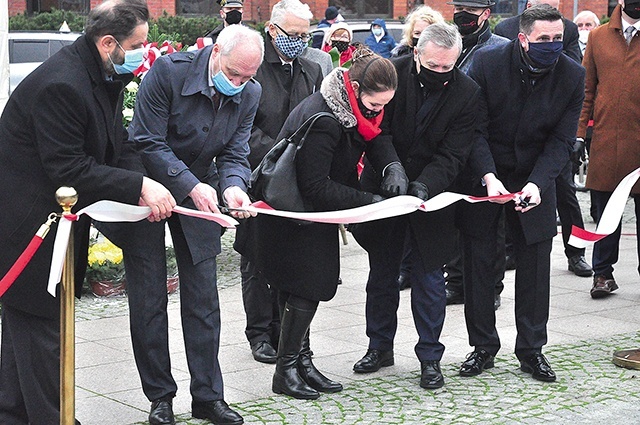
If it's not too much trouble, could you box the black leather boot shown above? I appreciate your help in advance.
[272,304,320,399]
[297,331,343,393]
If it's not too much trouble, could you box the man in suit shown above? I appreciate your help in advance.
[0,1,175,423]
[237,0,323,365]
[352,22,480,390]
[100,25,263,425]
[458,4,585,382]
[495,0,582,62]
[577,0,640,298]
[203,0,244,42]
[493,0,592,278]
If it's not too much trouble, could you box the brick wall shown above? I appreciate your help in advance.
[6,0,611,23]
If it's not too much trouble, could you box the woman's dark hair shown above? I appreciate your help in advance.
[85,0,150,42]
[348,45,398,95]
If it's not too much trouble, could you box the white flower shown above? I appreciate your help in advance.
[125,81,139,93]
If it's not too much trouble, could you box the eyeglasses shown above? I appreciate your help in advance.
[273,23,310,43]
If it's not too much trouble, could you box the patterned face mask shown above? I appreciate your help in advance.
[273,34,306,60]
[332,40,350,53]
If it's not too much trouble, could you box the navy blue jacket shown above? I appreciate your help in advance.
[129,45,261,261]
[461,40,585,244]
[364,19,397,58]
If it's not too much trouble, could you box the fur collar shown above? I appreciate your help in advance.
[320,68,356,128]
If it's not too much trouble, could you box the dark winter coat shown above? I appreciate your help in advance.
[459,40,585,244]
[356,54,480,271]
[0,36,145,319]
[240,70,399,302]
[248,34,323,169]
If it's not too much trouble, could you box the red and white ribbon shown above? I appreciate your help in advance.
[569,167,640,248]
[244,192,520,224]
[47,201,239,296]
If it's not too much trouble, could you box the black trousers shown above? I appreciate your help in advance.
[240,256,280,347]
[0,305,60,424]
[462,205,552,358]
[556,160,586,259]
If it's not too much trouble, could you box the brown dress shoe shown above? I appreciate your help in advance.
[590,275,618,299]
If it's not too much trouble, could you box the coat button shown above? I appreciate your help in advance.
[406,158,412,163]
[202,126,209,132]
[170,168,178,175]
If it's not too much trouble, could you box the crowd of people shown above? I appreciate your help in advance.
[0,0,639,424]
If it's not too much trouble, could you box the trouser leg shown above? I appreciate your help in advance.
[0,305,60,425]
[168,219,224,402]
[506,210,552,358]
[241,256,279,346]
[591,191,619,278]
[555,161,586,259]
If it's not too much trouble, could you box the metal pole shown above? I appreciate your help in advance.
[56,187,78,425]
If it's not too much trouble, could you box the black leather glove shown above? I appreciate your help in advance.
[380,162,409,198]
[571,138,586,166]
[408,181,429,201]
[371,194,385,203]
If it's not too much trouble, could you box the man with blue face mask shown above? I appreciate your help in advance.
[457,4,585,383]
[0,1,176,423]
[97,24,263,425]
[233,0,323,371]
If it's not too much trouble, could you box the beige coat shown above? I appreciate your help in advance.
[578,5,640,193]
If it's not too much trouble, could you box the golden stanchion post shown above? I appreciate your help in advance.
[56,187,78,425]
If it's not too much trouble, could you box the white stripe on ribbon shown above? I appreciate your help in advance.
[47,201,239,296]
[568,167,640,248]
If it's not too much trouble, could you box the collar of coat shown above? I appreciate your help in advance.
[609,5,624,31]
[320,68,357,129]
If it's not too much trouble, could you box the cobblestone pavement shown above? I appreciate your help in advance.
[159,331,640,425]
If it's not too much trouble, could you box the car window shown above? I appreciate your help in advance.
[9,39,76,64]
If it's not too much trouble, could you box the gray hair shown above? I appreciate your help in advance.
[573,10,600,27]
[270,0,313,25]
[216,24,265,62]
[416,22,462,55]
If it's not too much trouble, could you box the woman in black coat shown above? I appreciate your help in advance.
[250,48,406,400]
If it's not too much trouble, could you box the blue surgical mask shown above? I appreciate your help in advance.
[110,40,145,75]
[526,39,563,68]
[372,28,383,37]
[212,55,248,96]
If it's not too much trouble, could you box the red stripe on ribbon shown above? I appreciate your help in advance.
[570,224,608,243]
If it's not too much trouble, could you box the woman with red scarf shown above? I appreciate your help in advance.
[239,47,407,400]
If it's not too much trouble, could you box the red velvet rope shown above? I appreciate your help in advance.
[0,235,45,297]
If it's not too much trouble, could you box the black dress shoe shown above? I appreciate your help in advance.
[590,275,618,298]
[445,288,464,305]
[192,400,243,425]
[149,399,175,425]
[459,349,495,377]
[251,340,277,364]
[420,360,444,389]
[519,353,556,382]
[568,255,593,277]
[353,349,394,373]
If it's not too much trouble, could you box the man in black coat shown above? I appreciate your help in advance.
[457,4,585,382]
[237,0,323,365]
[493,0,593,278]
[0,1,174,423]
[494,0,582,62]
[352,22,480,390]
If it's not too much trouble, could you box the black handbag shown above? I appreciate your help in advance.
[250,112,336,212]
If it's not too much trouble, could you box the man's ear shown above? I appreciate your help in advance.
[517,32,528,49]
[97,35,116,55]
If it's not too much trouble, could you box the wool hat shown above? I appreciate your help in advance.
[325,6,339,20]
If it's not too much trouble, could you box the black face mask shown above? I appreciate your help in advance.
[224,10,242,25]
[357,96,382,118]
[454,11,481,36]
[332,40,350,53]
[624,1,640,19]
[417,64,453,91]
[412,37,420,47]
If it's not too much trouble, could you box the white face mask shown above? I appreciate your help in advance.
[578,30,590,44]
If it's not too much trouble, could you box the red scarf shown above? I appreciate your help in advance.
[343,71,383,142]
